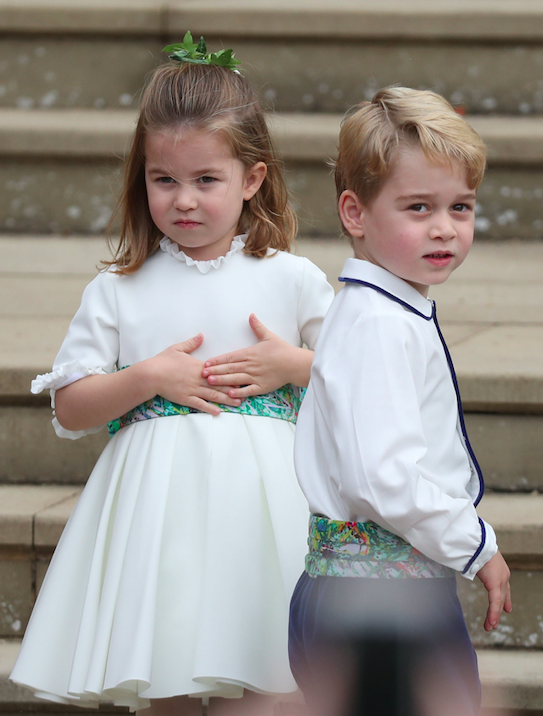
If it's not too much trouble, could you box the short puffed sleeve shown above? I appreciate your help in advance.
[297,258,335,349]
[31,271,120,440]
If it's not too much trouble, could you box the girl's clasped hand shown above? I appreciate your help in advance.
[203,313,313,399]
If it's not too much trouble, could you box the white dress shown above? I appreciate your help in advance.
[10,236,335,711]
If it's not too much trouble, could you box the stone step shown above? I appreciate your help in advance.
[1,111,543,238]
[2,0,543,117]
[0,485,542,652]
[1,237,543,489]
[0,640,541,716]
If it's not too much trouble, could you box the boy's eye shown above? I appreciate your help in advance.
[452,203,472,212]
[410,203,429,212]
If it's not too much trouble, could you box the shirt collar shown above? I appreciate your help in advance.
[338,258,434,319]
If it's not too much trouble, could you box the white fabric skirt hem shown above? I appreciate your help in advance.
[10,413,308,710]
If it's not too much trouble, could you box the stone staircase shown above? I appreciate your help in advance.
[1,2,543,715]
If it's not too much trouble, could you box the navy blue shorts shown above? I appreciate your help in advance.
[289,572,481,716]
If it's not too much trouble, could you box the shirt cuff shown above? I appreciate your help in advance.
[461,519,498,580]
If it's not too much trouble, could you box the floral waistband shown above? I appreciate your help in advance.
[107,382,304,436]
[305,515,455,579]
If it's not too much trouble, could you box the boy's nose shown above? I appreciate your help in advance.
[429,214,457,240]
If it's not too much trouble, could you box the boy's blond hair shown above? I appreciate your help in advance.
[334,86,487,238]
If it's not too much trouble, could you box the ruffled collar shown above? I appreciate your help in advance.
[159,234,247,274]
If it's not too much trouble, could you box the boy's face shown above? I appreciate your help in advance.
[339,145,476,296]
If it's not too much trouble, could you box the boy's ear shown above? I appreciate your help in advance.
[338,190,365,238]
[243,162,267,200]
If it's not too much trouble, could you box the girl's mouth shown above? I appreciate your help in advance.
[175,220,200,229]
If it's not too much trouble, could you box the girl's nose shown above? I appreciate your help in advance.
[173,184,197,211]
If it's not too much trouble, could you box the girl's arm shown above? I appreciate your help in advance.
[202,314,313,398]
[55,334,241,431]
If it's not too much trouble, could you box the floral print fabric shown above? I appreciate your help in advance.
[305,515,455,579]
[108,382,305,436]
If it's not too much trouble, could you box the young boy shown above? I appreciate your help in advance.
[289,87,512,716]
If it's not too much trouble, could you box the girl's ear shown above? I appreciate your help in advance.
[338,190,365,238]
[243,162,267,201]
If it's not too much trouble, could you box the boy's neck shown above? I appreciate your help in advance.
[352,253,430,298]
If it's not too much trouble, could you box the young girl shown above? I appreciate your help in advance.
[10,38,334,716]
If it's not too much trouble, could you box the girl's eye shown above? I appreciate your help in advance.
[198,175,215,184]
[158,176,175,184]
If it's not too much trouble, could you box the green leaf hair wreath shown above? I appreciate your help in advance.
[163,31,242,72]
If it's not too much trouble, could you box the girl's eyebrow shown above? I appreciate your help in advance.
[145,164,224,176]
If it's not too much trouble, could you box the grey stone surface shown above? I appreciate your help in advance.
[35,490,82,546]
[0,559,32,638]
[170,0,543,41]
[479,649,543,710]
[2,0,543,40]
[459,569,543,649]
[0,39,160,111]
[0,158,120,235]
[0,485,79,545]
[466,413,543,491]
[0,407,107,484]
[478,494,543,556]
[6,37,543,117]
[0,0,162,34]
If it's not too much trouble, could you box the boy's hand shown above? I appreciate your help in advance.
[476,550,512,631]
[148,334,241,416]
[202,314,312,397]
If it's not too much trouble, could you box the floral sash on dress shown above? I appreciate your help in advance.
[107,381,304,436]
[305,515,454,579]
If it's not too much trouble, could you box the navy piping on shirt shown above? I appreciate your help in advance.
[339,276,486,574]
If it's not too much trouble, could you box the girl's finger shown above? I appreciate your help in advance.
[207,372,248,386]
[203,362,245,377]
[204,350,245,368]
[176,333,204,354]
[187,397,222,416]
[201,388,242,407]
[248,313,270,341]
[228,384,261,399]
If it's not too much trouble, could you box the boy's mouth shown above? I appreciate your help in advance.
[424,251,453,266]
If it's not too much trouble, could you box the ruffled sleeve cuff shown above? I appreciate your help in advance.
[31,361,107,440]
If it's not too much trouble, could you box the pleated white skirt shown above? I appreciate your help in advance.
[11,413,309,711]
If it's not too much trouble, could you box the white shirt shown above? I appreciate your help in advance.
[295,258,497,579]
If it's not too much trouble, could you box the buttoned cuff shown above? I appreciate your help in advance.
[461,519,498,580]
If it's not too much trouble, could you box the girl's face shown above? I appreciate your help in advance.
[145,128,266,261]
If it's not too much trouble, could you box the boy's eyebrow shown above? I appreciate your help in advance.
[396,191,477,202]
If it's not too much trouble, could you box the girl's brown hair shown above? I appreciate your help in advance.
[105,62,296,274]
